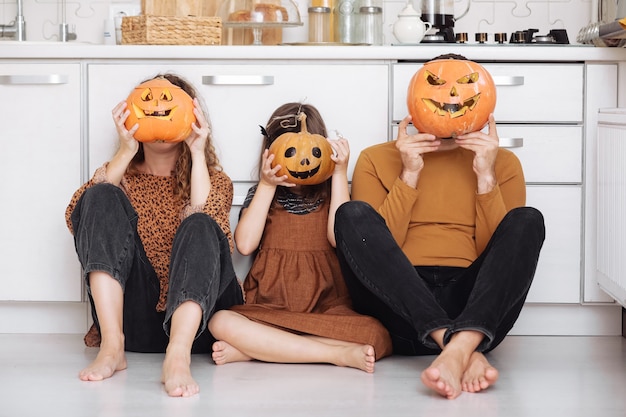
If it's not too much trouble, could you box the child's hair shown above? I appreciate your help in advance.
[261,102,331,204]
[126,73,222,202]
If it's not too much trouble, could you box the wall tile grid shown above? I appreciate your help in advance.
[0,0,594,45]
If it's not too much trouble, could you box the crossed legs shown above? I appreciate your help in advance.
[208,310,376,373]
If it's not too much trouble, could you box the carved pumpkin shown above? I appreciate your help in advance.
[124,78,196,143]
[269,112,335,185]
[407,58,496,138]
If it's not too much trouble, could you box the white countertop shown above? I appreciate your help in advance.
[1,42,626,62]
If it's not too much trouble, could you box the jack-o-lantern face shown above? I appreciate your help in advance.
[407,59,496,138]
[124,78,196,143]
[268,113,335,185]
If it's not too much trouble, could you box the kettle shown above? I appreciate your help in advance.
[392,3,432,44]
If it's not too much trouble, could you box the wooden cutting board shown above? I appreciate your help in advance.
[142,0,221,17]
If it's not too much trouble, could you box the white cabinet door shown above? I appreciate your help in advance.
[0,64,82,301]
[525,186,581,303]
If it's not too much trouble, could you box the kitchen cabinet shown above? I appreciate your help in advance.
[391,62,585,303]
[0,63,82,302]
[0,45,623,335]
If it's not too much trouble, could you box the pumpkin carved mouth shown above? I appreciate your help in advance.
[132,103,178,121]
[421,93,481,119]
[288,165,321,180]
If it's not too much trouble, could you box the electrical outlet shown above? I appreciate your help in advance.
[109,2,142,19]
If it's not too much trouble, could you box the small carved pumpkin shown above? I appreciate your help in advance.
[269,112,335,185]
[407,58,496,138]
[124,78,196,143]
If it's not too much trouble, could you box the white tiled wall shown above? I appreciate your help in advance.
[0,0,594,44]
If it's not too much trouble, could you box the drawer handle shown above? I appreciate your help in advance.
[0,74,69,85]
[499,137,524,148]
[492,76,524,86]
[202,75,274,86]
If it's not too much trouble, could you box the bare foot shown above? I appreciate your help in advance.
[420,348,466,399]
[212,340,252,365]
[79,345,127,381]
[335,345,376,373]
[161,348,198,397]
[461,352,499,393]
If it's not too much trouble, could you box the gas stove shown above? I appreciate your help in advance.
[421,28,570,45]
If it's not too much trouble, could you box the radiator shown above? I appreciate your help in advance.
[597,108,626,308]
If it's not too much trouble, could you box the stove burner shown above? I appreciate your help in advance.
[509,29,569,44]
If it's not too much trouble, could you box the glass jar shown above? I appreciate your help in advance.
[308,6,331,43]
[357,6,382,45]
[335,0,356,43]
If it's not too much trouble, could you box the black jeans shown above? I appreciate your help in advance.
[334,201,545,355]
[70,183,243,353]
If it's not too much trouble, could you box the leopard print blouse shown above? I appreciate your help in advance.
[65,164,234,312]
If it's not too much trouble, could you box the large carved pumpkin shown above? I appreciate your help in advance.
[269,112,335,185]
[124,78,196,143]
[407,58,496,138]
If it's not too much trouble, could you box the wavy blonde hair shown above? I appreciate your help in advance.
[126,73,222,202]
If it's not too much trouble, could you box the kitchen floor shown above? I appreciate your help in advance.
[1,334,625,417]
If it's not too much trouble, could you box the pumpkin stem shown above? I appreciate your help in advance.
[297,112,308,134]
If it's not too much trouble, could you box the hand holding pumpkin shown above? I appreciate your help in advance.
[328,137,350,176]
[455,114,499,194]
[184,98,211,156]
[260,149,296,188]
[112,100,140,157]
[396,115,438,185]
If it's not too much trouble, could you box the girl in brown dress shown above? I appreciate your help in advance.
[208,103,392,372]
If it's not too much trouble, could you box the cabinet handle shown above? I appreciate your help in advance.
[202,75,274,86]
[0,74,69,85]
[499,137,524,148]
[492,76,524,86]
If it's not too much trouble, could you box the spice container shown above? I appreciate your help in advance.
[357,6,382,45]
[308,6,331,42]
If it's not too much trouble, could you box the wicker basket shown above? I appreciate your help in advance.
[121,15,222,45]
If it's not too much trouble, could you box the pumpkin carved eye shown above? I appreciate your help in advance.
[285,147,296,158]
[312,147,322,158]
[425,70,446,86]
[457,72,479,84]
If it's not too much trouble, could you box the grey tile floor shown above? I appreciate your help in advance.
[1,334,625,417]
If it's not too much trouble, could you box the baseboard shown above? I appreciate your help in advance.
[0,301,622,336]
[511,303,623,336]
[0,302,88,333]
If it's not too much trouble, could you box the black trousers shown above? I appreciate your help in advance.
[334,201,545,355]
[70,183,243,353]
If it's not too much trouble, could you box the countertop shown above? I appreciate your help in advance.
[1,42,626,62]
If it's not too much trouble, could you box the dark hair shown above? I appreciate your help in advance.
[260,102,330,204]
[126,73,222,202]
[429,53,468,62]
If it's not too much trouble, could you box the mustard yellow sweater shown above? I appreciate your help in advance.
[351,141,526,267]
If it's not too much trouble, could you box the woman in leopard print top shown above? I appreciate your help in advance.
[65,73,243,397]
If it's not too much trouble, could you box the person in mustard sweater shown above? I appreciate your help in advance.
[334,74,545,398]
[65,73,243,397]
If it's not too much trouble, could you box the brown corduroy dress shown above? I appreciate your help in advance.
[231,202,392,360]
